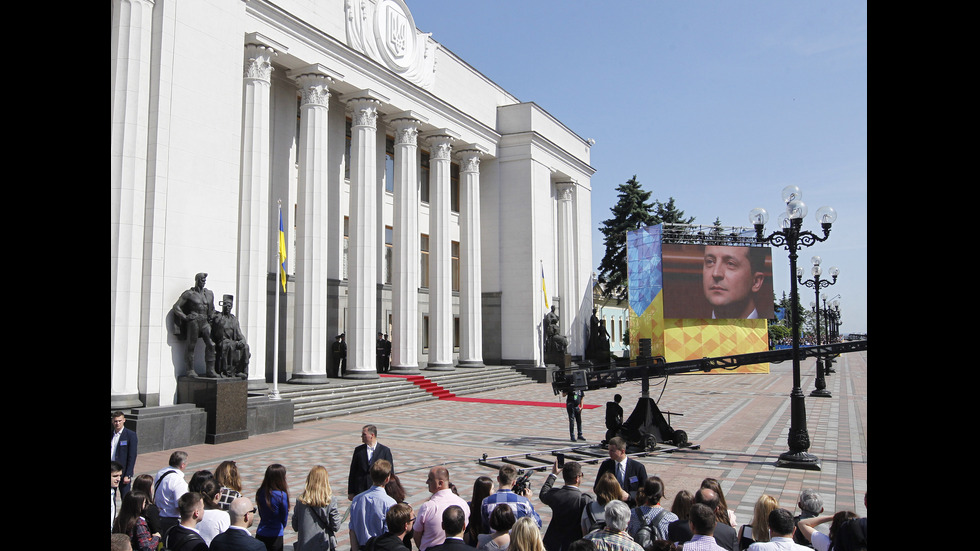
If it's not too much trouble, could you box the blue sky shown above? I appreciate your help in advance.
[409,1,867,335]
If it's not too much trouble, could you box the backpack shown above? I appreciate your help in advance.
[583,500,606,533]
[634,508,669,550]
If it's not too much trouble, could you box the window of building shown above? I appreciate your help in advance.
[385,136,395,193]
[454,316,460,350]
[344,119,352,180]
[343,216,349,280]
[420,152,430,203]
[422,315,429,351]
[451,240,460,292]
[385,226,393,285]
[420,234,429,288]
[451,162,460,213]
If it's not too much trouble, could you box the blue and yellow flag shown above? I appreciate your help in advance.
[541,263,549,309]
[278,208,287,292]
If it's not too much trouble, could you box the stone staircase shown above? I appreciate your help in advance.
[279,365,538,424]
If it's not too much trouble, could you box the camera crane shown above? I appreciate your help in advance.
[551,340,868,451]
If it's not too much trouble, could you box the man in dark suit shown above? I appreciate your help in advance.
[426,506,470,551]
[540,460,594,551]
[594,436,647,507]
[110,411,138,497]
[210,496,266,551]
[348,424,395,500]
[666,488,738,551]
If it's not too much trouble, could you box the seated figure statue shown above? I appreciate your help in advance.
[210,294,250,379]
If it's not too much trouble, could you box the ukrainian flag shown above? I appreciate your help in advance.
[278,209,287,292]
[541,263,549,309]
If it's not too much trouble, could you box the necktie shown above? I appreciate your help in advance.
[617,462,625,487]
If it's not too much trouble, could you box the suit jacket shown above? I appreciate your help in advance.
[348,442,394,496]
[111,427,139,479]
[667,519,738,551]
[426,537,471,551]
[163,525,209,551]
[209,526,267,551]
[539,474,594,551]
[594,457,647,506]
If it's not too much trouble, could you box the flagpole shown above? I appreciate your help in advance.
[270,199,283,400]
[539,260,546,368]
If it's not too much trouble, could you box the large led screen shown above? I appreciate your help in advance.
[662,243,774,320]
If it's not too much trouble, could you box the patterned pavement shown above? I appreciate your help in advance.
[131,351,867,549]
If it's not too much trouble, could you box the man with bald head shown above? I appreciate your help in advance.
[210,496,265,551]
[413,467,469,551]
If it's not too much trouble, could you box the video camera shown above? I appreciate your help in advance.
[513,470,533,495]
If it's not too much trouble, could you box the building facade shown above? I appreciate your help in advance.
[111,0,594,408]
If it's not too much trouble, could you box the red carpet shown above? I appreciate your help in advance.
[380,373,600,409]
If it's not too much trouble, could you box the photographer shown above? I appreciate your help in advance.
[480,465,542,533]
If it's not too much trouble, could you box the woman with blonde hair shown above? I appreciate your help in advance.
[509,516,545,551]
[581,472,627,534]
[214,460,243,510]
[737,494,778,550]
[292,465,342,551]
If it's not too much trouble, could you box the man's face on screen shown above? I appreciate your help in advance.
[702,246,762,318]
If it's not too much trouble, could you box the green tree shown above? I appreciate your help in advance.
[597,177,696,300]
[597,176,657,298]
[654,196,695,225]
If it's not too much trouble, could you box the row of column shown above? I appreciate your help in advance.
[242,39,486,382]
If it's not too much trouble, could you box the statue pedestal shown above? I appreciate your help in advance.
[177,377,249,444]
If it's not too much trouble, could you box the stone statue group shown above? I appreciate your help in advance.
[171,273,250,379]
[543,305,612,367]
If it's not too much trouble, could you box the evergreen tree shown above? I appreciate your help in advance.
[597,176,657,298]
[654,196,695,225]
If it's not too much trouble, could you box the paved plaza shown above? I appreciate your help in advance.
[132,351,867,549]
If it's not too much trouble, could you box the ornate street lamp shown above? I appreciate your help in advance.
[750,185,836,470]
[822,296,841,373]
[798,257,838,397]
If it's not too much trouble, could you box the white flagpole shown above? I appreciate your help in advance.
[270,199,282,400]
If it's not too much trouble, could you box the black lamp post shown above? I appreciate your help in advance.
[750,185,836,471]
[798,257,838,398]
[822,296,841,374]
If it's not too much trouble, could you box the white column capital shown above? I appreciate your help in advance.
[243,33,286,83]
[343,89,389,127]
[555,181,576,201]
[388,112,427,146]
[288,65,343,108]
[422,129,461,160]
[456,144,488,173]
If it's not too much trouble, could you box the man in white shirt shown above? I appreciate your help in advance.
[747,509,812,550]
[594,437,647,507]
[111,461,123,530]
[154,450,190,536]
[348,425,394,500]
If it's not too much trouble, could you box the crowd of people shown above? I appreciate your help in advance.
[111,425,866,551]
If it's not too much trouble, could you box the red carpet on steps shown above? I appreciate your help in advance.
[380,373,600,409]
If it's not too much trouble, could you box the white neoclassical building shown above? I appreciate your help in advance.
[111,0,594,409]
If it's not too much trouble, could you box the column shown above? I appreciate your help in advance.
[111,0,154,408]
[556,181,578,354]
[389,112,427,374]
[238,34,282,384]
[424,130,459,370]
[457,146,488,367]
[343,90,388,379]
[288,65,341,384]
